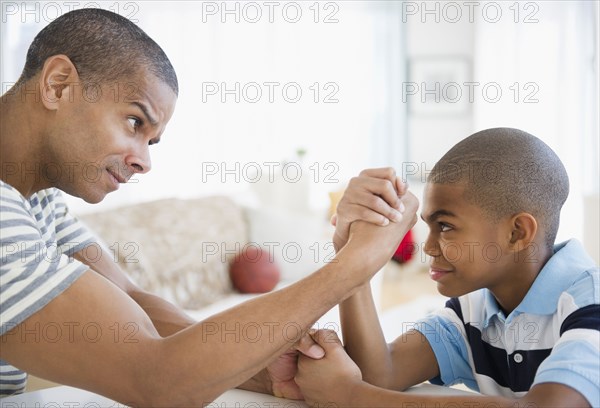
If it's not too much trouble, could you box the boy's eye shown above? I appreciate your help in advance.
[439,223,453,232]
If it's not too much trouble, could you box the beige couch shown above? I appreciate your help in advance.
[78,196,338,313]
[80,196,248,310]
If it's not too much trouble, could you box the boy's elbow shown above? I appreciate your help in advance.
[359,343,396,390]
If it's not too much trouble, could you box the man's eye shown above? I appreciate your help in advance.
[128,117,142,129]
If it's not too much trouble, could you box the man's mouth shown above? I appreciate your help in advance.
[107,169,127,185]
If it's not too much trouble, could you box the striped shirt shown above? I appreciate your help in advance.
[415,240,600,407]
[0,181,94,397]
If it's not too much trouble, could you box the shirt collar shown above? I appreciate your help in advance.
[481,239,594,327]
[482,289,502,327]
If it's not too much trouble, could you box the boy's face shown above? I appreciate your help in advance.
[421,182,515,298]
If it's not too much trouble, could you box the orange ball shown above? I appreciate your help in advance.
[229,246,281,294]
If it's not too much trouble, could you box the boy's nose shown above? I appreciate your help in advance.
[423,234,442,257]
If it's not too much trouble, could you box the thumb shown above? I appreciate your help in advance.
[309,329,344,354]
[295,331,325,359]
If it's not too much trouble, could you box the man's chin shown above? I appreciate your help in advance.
[56,182,110,204]
[73,188,109,204]
[81,195,106,204]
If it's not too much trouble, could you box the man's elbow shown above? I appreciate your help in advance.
[124,341,224,407]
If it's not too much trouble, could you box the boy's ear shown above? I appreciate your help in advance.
[38,55,80,111]
[508,212,538,250]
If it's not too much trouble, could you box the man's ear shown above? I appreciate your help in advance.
[38,55,79,111]
[508,212,538,251]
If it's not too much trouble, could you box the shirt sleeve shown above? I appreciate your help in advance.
[415,304,479,391]
[48,189,96,256]
[533,269,600,408]
[0,185,90,336]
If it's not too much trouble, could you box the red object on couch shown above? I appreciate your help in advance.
[392,229,416,264]
[229,246,281,293]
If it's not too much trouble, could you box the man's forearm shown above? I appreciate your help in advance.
[156,250,375,402]
[74,248,196,337]
[340,283,394,388]
[128,289,196,337]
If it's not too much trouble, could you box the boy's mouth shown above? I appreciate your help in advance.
[429,267,453,281]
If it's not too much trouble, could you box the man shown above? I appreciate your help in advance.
[0,8,415,405]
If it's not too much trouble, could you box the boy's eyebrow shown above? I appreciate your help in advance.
[420,209,457,223]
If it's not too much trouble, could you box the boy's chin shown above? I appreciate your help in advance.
[436,284,468,299]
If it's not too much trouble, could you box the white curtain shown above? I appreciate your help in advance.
[472,1,598,249]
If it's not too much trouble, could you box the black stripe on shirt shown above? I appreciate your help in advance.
[445,297,464,321]
[560,304,600,335]
[465,324,552,392]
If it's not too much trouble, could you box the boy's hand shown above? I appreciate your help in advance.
[332,168,409,251]
[296,330,363,406]
[265,332,325,400]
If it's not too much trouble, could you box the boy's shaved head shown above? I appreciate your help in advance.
[428,128,569,248]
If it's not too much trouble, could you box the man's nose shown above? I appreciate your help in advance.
[126,147,152,175]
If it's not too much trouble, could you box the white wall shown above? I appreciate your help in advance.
[405,7,475,172]
[401,1,599,257]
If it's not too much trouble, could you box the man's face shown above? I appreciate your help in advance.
[46,71,177,203]
[421,182,514,298]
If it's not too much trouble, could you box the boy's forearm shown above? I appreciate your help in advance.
[340,282,394,388]
[345,381,517,408]
[237,368,272,394]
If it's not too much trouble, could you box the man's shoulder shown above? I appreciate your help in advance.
[1,180,62,203]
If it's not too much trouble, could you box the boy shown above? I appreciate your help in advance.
[296,128,599,407]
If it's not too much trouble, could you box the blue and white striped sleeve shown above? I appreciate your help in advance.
[415,298,478,391]
[533,268,600,408]
[50,190,96,256]
[0,185,89,337]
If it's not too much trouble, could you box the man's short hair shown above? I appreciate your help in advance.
[428,128,569,248]
[17,8,178,95]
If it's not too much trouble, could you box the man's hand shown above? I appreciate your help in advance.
[332,168,409,251]
[337,190,418,277]
[296,330,363,406]
[265,332,325,400]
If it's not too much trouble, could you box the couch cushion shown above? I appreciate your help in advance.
[79,197,248,309]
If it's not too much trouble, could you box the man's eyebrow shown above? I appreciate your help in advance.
[131,101,158,126]
[420,209,456,223]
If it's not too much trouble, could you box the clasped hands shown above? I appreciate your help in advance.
[266,168,418,403]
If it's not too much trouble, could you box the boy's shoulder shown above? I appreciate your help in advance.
[546,240,599,310]
[450,240,598,328]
